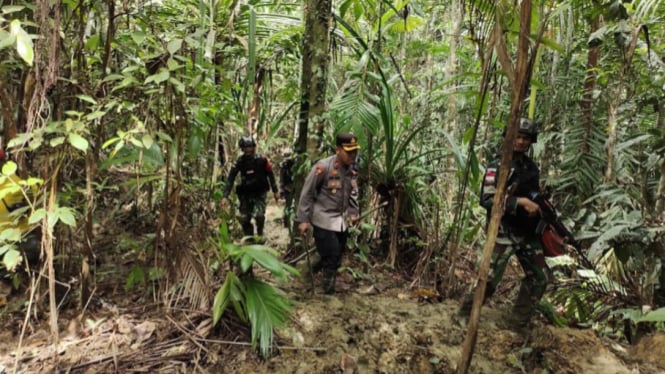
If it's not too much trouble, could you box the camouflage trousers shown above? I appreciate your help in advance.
[485,233,550,320]
[238,193,267,236]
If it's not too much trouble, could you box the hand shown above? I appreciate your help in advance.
[518,197,540,217]
[298,222,310,236]
[274,192,280,203]
[349,215,359,226]
[221,198,229,209]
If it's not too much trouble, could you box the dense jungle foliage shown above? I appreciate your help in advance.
[1,0,665,367]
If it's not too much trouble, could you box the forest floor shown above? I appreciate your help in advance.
[1,201,664,373]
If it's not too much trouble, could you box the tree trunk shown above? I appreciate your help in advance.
[604,26,642,183]
[293,0,332,244]
[580,11,600,155]
[295,0,331,158]
[654,100,665,217]
[457,1,534,372]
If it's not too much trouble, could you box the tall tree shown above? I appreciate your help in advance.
[296,0,332,156]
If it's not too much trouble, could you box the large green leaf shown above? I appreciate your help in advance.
[244,279,293,357]
[2,248,22,271]
[212,272,246,325]
[10,20,33,66]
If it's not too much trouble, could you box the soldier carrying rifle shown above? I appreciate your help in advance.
[459,118,549,330]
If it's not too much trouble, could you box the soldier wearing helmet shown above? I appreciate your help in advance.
[459,118,549,331]
[221,136,279,242]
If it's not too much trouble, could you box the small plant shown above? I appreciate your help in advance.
[211,218,298,357]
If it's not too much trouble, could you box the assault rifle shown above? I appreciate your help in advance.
[528,190,595,269]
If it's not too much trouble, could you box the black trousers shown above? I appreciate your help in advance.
[312,226,348,271]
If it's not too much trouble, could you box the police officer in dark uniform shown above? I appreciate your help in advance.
[221,136,279,241]
[459,118,548,329]
[296,133,360,294]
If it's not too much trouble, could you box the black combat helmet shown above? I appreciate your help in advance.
[518,118,538,143]
[239,136,256,148]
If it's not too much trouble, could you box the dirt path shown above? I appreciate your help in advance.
[1,201,664,373]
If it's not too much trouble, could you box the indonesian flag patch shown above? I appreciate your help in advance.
[484,168,496,186]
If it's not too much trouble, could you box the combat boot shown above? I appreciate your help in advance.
[255,215,265,236]
[504,284,535,331]
[322,269,337,295]
[241,221,254,237]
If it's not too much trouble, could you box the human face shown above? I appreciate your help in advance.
[513,133,533,153]
[242,145,256,156]
[336,147,358,167]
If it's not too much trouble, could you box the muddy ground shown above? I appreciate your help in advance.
[1,203,665,373]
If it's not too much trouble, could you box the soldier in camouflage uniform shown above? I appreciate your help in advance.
[459,118,549,329]
[296,133,360,294]
[221,136,279,241]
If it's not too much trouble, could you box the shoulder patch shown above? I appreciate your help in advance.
[484,167,496,186]
[315,165,325,175]
[264,157,273,172]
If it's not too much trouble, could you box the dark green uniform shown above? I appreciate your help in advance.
[223,153,278,237]
[477,152,549,324]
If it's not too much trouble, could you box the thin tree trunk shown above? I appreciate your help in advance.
[457,1,534,372]
[654,101,665,217]
[604,26,642,182]
[248,67,265,139]
[580,9,600,155]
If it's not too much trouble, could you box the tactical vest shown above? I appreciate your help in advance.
[236,154,270,195]
[280,158,294,192]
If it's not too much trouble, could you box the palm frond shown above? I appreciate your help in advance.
[167,246,211,310]
[244,278,293,357]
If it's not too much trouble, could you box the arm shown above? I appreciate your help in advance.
[221,160,239,208]
[222,163,239,198]
[264,157,279,202]
[265,158,278,194]
[295,162,325,233]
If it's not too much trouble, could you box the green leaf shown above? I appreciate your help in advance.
[85,111,106,121]
[3,248,22,271]
[85,34,100,51]
[77,94,97,105]
[57,206,77,227]
[244,279,293,357]
[167,38,182,55]
[0,30,16,50]
[240,253,253,273]
[28,208,46,225]
[11,20,33,66]
[131,30,146,44]
[50,136,66,147]
[212,272,245,325]
[0,228,21,242]
[125,265,145,291]
[2,161,17,176]
[68,133,89,152]
[636,308,665,323]
[2,5,26,13]
[142,133,154,149]
[169,77,185,93]
[145,69,170,84]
